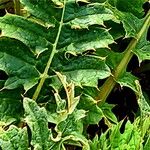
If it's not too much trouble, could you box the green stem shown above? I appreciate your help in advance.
[96,11,150,106]
[14,0,20,15]
[32,0,66,101]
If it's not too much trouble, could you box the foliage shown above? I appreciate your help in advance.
[0,0,150,149]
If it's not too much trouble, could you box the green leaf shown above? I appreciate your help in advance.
[110,121,142,149]
[56,110,85,136]
[0,37,39,91]
[58,26,114,54]
[78,93,117,124]
[89,134,109,150]
[96,48,124,69]
[105,21,125,40]
[108,0,145,18]
[107,3,144,38]
[117,72,139,93]
[0,80,23,125]
[117,73,150,116]
[133,31,150,64]
[115,0,145,18]
[135,81,150,116]
[20,0,61,25]
[0,125,28,150]
[0,14,53,54]
[51,55,111,88]
[119,13,143,38]
[144,135,150,150]
[78,93,103,124]
[64,2,119,29]
[50,132,90,150]
[23,98,50,149]
[0,1,116,55]
[101,103,118,124]
[51,110,89,149]
[0,97,23,125]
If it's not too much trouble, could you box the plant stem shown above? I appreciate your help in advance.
[96,11,150,106]
[13,0,20,15]
[32,0,66,101]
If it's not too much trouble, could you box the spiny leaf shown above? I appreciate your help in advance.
[117,72,139,93]
[0,37,39,91]
[23,98,50,149]
[0,81,23,124]
[56,110,85,136]
[109,121,142,149]
[133,31,150,64]
[109,0,145,18]
[96,48,124,69]
[55,72,80,114]
[64,2,119,29]
[78,93,103,124]
[117,73,150,116]
[50,132,90,150]
[0,97,23,125]
[20,0,61,25]
[51,55,111,88]
[58,26,114,54]
[0,125,28,150]
[135,80,150,116]
[78,93,117,124]
[101,103,118,124]
[0,14,54,54]
[107,3,144,38]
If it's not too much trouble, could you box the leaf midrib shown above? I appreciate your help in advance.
[32,0,67,101]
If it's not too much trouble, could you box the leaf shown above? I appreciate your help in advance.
[0,80,24,123]
[62,132,90,150]
[23,98,50,149]
[78,93,103,124]
[120,14,144,38]
[96,48,124,69]
[55,72,80,114]
[51,55,111,88]
[107,3,144,38]
[56,110,85,136]
[135,80,150,116]
[144,135,150,150]
[0,14,53,54]
[0,1,116,55]
[117,73,150,116]
[0,97,23,125]
[101,103,118,124]
[64,2,119,29]
[0,0,149,149]
[0,125,28,150]
[20,0,61,25]
[105,21,125,40]
[50,132,90,150]
[133,31,150,64]
[89,134,109,150]
[58,26,114,54]
[0,37,39,91]
[115,0,145,18]
[109,121,142,150]
[51,110,88,149]
[117,72,139,93]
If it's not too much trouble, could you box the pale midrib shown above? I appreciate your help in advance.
[32,0,66,101]
[96,10,150,106]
